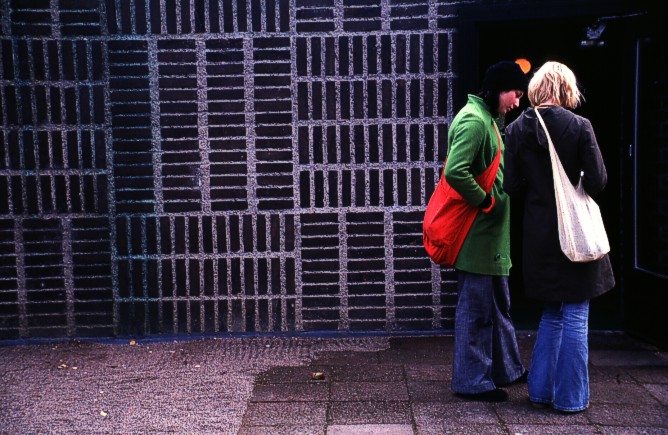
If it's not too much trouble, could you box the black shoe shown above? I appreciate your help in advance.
[498,370,528,387]
[456,388,509,402]
[530,401,550,409]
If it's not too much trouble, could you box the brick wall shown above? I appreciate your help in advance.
[0,0,461,339]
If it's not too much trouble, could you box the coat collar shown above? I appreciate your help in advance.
[467,94,494,123]
[467,94,497,127]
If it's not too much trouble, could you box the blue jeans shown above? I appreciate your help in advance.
[452,271,525,394]
[528,300,590,412]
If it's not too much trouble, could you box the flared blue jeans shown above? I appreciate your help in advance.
[452,271,525,394]
[528,300,590,412]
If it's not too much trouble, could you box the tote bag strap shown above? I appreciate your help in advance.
[534,108,568,180]
[534,108,554,156]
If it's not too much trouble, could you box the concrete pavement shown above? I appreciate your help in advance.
[1,332,667,434]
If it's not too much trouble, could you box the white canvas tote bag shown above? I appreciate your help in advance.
[535,109,610,262]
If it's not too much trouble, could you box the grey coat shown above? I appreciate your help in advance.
[504,106,615,302]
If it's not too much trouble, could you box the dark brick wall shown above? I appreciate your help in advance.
[0,0,459,339]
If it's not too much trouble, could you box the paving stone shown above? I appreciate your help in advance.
[331,381,409,401]
[644,384,668,405]
[331,364,405,382]
[256,365,334,384]
[517,332,537,349]
[586,404,668,427]
[626,367,668,384]
[594,427,668,434]
[517,337,536,365]
[416,423,504,435]
[588,365,636,383]
[389,336,454,352]
[329,401,411,425]
[242,402,327,426]
[590,350,668,367]
[312,351,380,365]
[327,424,413,435]
[588,332,660,350]
[238,425,324,435]
[6,333,668,434]
[504,384,531,403]
[494,402,589,425]
[412,402,499,425]
[590,382,660,405]
[506,424,599,434]
[405,364,452,381]
[250,382,329,402]
[407,380,453,402]
[376,349,449,365]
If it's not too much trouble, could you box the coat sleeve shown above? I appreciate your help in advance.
[578,118,607,195]
[443,113,487,207]
[503,123,527,196]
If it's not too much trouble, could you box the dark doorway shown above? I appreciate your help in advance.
[457,0,668,346]
[620,28,668,348]
[476,18,627,330]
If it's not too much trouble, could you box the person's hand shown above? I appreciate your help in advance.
[478,193,495,213]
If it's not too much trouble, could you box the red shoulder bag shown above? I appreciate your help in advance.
[423,124,502,266]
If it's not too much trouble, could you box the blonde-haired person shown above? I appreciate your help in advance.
[504,61,615,413]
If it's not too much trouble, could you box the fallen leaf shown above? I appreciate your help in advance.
[195,364,201,368]
[129,340,136,346]
[71,367,78,370]
[100,410,108,417]
[57,364,68,369]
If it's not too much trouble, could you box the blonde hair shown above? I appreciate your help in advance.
[528,61,583,109]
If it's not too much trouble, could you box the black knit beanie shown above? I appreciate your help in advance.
[481,61,528,92]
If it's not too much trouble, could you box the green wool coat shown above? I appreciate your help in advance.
[443,95,511,276]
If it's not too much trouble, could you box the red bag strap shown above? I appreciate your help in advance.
[441,122,502,192]
[477,122,502,192]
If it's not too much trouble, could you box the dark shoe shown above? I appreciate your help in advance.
[557,404,589,414]
[530,401,550,409]
[498,370,528,387]
[456,388,508,402]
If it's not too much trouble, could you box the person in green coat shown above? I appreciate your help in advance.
[445,61,528,402]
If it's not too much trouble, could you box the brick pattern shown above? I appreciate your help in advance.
[0,0,458,339]
[1,0,113,339]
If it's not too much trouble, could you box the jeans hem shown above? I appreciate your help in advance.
[553,403,589,413]
[452,381,496,394]
[494,368,526,386]
[528,396,552,405]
